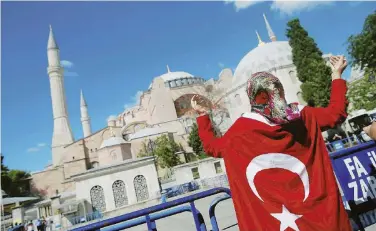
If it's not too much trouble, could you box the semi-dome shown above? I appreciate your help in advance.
[232,41,293,88]
[100,136,127,149]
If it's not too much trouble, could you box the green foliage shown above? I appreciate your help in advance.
[1,155,32,197]
[286,19,332,107]
[187,123,209,159]
[347,11,376,70]
[137,141,152,158]
[153,135,182,168]
[347,69,376,111]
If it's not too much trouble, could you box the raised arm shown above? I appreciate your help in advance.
[196,115,226,158]
[191,95,226,158]
[304,56,348,129]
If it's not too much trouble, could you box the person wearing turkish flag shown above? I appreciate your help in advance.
[191,55,352,231]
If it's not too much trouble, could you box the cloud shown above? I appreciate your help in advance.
[61,60,79,77]
[218,62,225,69]
[270,1,333,15]
[124,91,143,109]
[27,147,40,153]
[27,142,48,153]
[61,60,74,68]
[225,0,333,15]
[224,0,262,11]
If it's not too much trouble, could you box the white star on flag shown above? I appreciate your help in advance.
[271,205,302,231]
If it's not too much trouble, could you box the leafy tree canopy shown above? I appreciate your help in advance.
[348,11,376,70]
[153,135,182,168]
[1,155,32,197]
[187,123,209,159]
[347,69,376,111]
[286,19,332,107]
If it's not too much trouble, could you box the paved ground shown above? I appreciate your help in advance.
[95,188,376,231]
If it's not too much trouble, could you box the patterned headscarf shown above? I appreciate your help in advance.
[246,72,301,124]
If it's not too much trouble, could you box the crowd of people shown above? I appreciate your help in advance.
[9,217,51,231]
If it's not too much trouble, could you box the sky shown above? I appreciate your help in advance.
[1,1,375,172]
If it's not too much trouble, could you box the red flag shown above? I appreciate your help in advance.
[197,79,352,231]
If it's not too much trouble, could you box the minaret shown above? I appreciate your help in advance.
[263,13,277,42]
[166,65,171,73]
[47,25,74,166]
[80,90,92,138]
[255,30,265,47]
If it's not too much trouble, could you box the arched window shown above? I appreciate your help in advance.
[182,78,188,85]
[112,180,128,208]
[90,161,99,169]
[176,79,182,87]
[188,78,193,85]
[234,94,242,106]
[134,175,149,202]
[110,150,117,161]
[90,185,106,212]
[170,81,176,88]
[289,70,297,84]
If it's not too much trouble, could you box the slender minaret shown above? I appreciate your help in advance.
[47,25,74,166]
[80,90,92,138]
[255,30,265,47]
[263,13,277,42]
[166,65,171,73]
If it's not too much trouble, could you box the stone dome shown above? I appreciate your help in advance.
[159,71,194,82]
[100,136,127,149]
[232,41,293,88]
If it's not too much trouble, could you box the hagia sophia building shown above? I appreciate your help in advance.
[29,14,339,216]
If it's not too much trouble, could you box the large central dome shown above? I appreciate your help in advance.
[159,71,194,82]
[232,41,293,88]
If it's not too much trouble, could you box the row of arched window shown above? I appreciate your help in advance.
[89,175,149,212]
[165,77,205,88]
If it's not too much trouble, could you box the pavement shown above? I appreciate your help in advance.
[94,188,376,231]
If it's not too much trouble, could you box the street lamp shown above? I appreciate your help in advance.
[148,139,162,193]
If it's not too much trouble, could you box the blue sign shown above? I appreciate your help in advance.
[331,141,376,230]
[332,140,345,151]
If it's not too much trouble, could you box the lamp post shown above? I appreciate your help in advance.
[148,139,162,193]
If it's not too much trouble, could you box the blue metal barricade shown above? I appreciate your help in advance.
[330,140,376,231]
[208,194,232,231]
[69,187,232,231]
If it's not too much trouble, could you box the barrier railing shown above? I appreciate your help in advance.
[69,187,232,231]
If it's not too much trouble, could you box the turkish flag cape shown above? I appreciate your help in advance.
[197,80,352,231]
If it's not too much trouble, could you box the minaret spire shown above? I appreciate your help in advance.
[47,25,74,166]
[80,90,92,138]
[167,65,171,73]
[255,30,265,47]
[263,13,277,42]
[48,25,59,50]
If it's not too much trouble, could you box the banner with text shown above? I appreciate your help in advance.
[331,141,376,230]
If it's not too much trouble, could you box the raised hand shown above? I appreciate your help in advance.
[191,95,210,116]
[330,55,347,80]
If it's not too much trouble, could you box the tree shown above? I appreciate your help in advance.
[137,141,152,158]
[286,19,333,107]
[187,123,209,159]
[347,11,376,111]
[153,135,182,168]
[1,155,32,197]
[347,70,376,111]
[347,11,376,71]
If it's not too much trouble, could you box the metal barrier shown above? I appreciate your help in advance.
[69,187,232,231]
[208,194,231,231]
